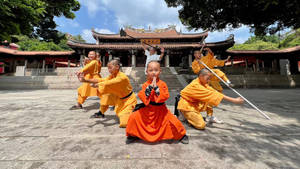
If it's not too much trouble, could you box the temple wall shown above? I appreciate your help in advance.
[1,69,300,90]
[183,74,300,88]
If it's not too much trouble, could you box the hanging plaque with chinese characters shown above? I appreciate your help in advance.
[141,39,161,45]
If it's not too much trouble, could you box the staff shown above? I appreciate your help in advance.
[197,40,271,120]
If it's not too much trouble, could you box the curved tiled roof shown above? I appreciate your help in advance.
[67,37,234,50]
[0,47,74,56]
[92,28,208,39]
[227,45,300,54]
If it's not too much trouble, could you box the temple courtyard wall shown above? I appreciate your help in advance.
[0,67,300,90]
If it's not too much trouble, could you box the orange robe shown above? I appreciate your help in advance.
[97,71,137,127]
[126,79,186,142]
[191,51,228,92]
[77,60,101,104]
[177,78,224,129]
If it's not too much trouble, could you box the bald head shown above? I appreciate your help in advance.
[108,59,121,67]
[147,61,160,70]
[146,61,161,80]
[198,69,211,84]
[198,68,210,76]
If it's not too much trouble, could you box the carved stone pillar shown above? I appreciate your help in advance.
[188,52,193,67]
[131,50,136,67]
[42,59,46,72]
[165,50,170,67]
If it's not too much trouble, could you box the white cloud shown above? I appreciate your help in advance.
[95,28,115,34]
[79,0,107,17]
[79,0,253,43]
[79,0,182,28]
[81,28,115,43]
[54,17,80,28]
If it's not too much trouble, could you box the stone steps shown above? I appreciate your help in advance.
[129,67,184,91]
[0,67,185,90]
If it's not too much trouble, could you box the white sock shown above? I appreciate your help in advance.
[226,80,231,84]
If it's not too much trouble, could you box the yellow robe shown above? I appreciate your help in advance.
[177,78,224,129]
[97,71,137,127]
[191,52,228,92]
[77,60,101,104]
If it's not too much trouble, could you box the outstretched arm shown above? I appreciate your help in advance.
[141,41,148,51]
[77,72,100,83]
[225,55,231,62]
[223,95,244,104]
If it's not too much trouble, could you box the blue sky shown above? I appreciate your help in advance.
[54,0,254,44]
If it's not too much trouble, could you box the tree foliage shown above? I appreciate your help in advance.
[230,40,279,50]
[279,29,300,48]
[67,34,86,43]
[13,34,78,51]
[165,0,300,36]
[230,28,300,50]
[0,0,80,42]
[242,35,280,45]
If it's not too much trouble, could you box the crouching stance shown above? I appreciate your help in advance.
[177,69,244,130]
[126,61,188,144]
[78,59,137,128]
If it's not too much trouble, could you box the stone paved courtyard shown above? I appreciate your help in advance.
[0,89,300,169]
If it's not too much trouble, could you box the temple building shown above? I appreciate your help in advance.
[1,26,298,76]
[67,26,234,67]
[0,46,76,74]
[226,46,300,75]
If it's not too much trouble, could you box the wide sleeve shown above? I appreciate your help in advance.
[192,60,201,74]
[206,50,214,60]
[96,77,109,83]
[182,84,224,107]
[98,61,102,73]
[152,81,169,103]
[212,58,225,67]
[80,60,96,73]
[145,50,150,56]
[138,82,151,105]
[98,74,125,94]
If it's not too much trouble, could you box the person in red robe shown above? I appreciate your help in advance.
[126,61,188,144]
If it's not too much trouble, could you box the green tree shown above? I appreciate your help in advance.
[71,35,86,43]
[230,40,279,50]
[244,35,280,44]
[279,29,300,48]
[165,0,300,36]
[0,0,46,41]
[0,0,80,42]
[58,34,85,50]
[13,35,73,51]
[230,29,300,50]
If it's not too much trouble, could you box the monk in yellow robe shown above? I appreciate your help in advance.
[95,53,117,117]
[71,51,101,109]
[191,48,232,123]
[192,48,232,92]
[126,61,188,144]
[78,59,137,128]
[72,51,116,115]
[177,69,244,130]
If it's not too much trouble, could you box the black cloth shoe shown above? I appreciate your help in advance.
[126,136,138,144]
[179,135,189,144]
[70,104,82,110]
[90,111,105,118]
